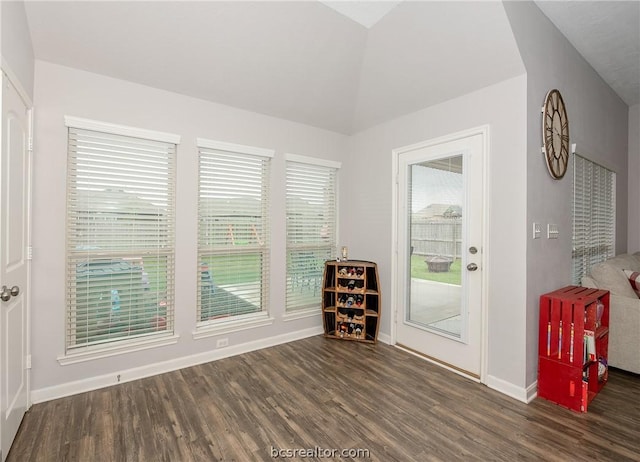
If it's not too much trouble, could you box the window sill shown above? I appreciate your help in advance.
[58,333,180,366]
[282,307,321,322]
[193,312,275,340]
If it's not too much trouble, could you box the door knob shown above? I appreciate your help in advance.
[10,285,19,296]
[467,263,478,271]
[1,286,11,302]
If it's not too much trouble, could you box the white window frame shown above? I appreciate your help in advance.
[60,117,180,364]
[194,138,274,339]
[572,153,616,285]
[284,153,340,319]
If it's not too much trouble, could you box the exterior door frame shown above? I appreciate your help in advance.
[390,125,489,383]
[0,64,33,462]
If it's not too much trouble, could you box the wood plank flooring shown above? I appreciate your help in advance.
[7,336,640,461]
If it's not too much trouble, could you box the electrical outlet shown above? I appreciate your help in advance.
[216,338,229,348]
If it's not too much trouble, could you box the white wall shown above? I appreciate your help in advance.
[504,2,630,386]
[628,104,640,252]
[30,61,348,399]
[343,75,529,396]
[0,0,34,100]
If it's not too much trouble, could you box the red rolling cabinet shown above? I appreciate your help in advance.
[538,286,610,412]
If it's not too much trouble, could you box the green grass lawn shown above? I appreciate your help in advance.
[203,253,261,286]
[411,255,461,285]
[205,252,463,287]
[203,251,327,287]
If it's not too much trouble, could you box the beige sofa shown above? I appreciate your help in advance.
[582,253,640,374]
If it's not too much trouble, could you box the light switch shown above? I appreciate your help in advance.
[548,224,559,239]
[533,222,541,239]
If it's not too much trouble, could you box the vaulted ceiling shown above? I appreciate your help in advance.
[23,1,638,135]
[24,1,524,134]
[534,0,639,108]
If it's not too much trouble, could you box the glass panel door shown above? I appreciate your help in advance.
[395,131,484,378]
[407,156,464,339]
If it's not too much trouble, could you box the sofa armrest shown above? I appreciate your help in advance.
[609,294,640,325]
[607,294,640,373]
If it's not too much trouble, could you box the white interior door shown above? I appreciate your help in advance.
[395,130,485,379]
[1,73,31,462]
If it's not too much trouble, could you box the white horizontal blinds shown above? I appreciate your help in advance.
[66,127,176,351]
[572,154,616,285]
[286,160,338,311]
[197,143,270,322]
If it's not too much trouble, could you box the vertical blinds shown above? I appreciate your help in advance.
[286,160,338,311]
[66,126,176,350]
[572,154,616,285]
[197,143,271,322]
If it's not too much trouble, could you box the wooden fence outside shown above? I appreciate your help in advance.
[411,221,462,259]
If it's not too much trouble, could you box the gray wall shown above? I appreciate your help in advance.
[30,61,348,395]
[19,0,636,403]
[343,75,529,395]
[504,1,630,386]
[29,6,533,398]
[1,0,34,100]
[628,104,640,252]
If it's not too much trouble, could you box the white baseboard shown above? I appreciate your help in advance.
[32,326,323,404]
[486,374,533,403]
[381,334,536,404]
[525,380,538,403]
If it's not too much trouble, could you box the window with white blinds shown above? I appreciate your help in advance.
[572,154,616,285]
[197,139,272,323]
[65,117,178,353]
[285,154,340,312]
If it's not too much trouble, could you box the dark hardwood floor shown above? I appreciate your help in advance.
[8,336,640,461]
